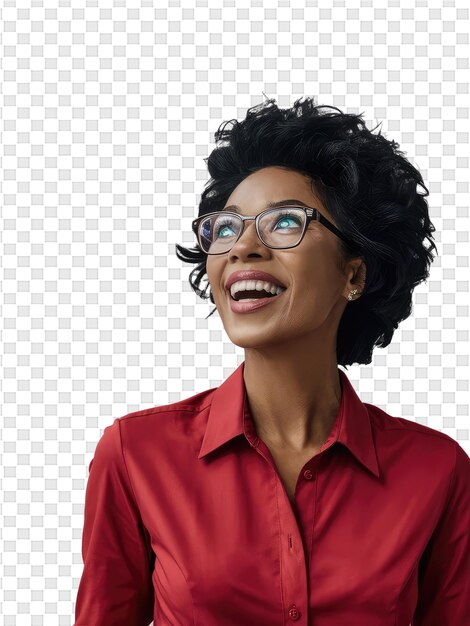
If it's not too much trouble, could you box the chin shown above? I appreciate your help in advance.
[224,326,291,350]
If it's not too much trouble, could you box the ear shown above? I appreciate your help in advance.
[345,258,366,300]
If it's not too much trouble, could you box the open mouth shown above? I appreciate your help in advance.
[229,287,287,302]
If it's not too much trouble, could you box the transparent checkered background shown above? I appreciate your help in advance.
[1,1,469,624]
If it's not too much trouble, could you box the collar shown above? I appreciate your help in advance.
[198,361,380,478]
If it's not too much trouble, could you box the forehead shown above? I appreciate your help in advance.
[220,166,328,217]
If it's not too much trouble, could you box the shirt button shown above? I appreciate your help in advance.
[303,469,313,480]
[288,604,301,621]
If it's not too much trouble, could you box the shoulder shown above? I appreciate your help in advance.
[365,400,465,448]
[365,402,470,485]
[118,386,216,423]
[105,387,218,452]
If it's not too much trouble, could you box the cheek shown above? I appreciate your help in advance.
[205,258,216,283]
[206,259,225,295]
[285,263,341,321]
[296,245,342,292]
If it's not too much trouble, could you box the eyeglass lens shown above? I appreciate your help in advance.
[198,208,307,254]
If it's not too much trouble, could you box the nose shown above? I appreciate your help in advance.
[230,218,262,252]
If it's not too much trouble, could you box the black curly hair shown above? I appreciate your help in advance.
[175,96,438,368]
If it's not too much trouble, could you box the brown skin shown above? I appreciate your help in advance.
[206,166,366,456]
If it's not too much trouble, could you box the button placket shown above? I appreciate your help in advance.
[253,439,309,625]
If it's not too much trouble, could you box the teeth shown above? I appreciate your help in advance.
[229,279,286,300]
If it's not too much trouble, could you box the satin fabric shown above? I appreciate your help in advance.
[74,362,470,625]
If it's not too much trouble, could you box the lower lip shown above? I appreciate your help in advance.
[227,288,286,313]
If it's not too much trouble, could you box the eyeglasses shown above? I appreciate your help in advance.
[192,205,356,255]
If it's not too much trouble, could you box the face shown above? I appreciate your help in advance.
[205,166,365,350]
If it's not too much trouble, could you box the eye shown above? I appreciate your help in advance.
[215,217,238,238]
[272,211,303,230]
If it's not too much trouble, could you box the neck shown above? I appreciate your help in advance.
[242,342,342,452]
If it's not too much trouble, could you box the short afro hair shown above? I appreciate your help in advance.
[175,96,438,368]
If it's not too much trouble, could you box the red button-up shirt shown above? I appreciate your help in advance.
[74,362,470,626]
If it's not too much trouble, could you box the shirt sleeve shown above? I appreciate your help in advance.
[73,418,155,626]
[412,441,470,626]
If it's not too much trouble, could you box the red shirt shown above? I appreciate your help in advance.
[74,362,470,626]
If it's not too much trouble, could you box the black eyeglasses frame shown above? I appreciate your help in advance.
[191,205,357,255]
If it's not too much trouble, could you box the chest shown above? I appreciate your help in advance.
[134,436,433,626]
[264,444,322,505]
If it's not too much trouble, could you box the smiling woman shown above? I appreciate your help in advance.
[74,97,469,626]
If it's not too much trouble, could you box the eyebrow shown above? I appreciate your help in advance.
[221,198,309,213]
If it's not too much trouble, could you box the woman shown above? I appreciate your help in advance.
[74,97,470,626]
